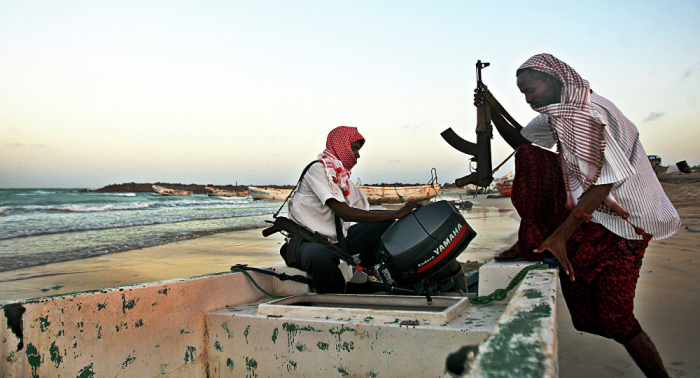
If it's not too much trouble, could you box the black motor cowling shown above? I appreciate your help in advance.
[377,200,477,287]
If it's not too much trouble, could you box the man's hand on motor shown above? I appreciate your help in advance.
[396,202,422,219]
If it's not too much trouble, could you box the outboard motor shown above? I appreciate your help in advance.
[376,200,477,303]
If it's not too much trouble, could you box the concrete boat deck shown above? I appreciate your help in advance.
[1,262,558,377]
[206,294,505,376]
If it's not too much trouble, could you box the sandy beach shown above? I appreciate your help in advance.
[1,180,699,377]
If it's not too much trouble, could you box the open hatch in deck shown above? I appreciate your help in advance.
[258,293,471,325]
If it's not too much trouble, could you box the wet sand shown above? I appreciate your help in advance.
[0,195,518,302]
[0,229,288,302]
[1,185,698,377]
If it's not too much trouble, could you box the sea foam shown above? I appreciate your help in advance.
[58,203,151,212]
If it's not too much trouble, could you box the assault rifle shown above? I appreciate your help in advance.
[262,216,357,266]
[442,60,521,188]
[441,60,493,188]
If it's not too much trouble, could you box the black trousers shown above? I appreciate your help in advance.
[283,220,394,294]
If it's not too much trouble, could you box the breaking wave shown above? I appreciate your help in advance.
[90,192,136,197]
[56,203,151,212]
[0,210,273,240]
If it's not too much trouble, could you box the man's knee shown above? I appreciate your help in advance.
[297,243,340,274]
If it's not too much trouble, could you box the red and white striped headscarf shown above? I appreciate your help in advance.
[319,126,364,197]
[518,54,616,210]
[518,54,653,240]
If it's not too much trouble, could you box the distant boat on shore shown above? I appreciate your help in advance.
[152,185,192,196]
[248,186,292,201]
[648,155,669,174]
[358,184,441,204]
[249,184,441,203]
[495,179,513,197]
[205,187,239,197]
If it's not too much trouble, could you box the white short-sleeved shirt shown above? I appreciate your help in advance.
[288,162,369,243]
[521,98,680,240]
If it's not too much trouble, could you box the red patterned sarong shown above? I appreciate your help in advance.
[512,144,646,343]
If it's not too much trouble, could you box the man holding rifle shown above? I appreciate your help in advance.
[475,53,679,377]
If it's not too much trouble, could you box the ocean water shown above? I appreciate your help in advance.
[0,189,284,272]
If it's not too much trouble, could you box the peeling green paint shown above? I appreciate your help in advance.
[38,315,51,332]
[57,329,65,337]
[157,287,169,295]
[271,328,278,344]
[368,371,378,378]
[286,359,297,371]
[5,351,16,363]
[135,319,144,327]
[96,325,102,339]
[282,322,321,348]
[317,341,329,351]
[49,341,62,367]
[122,354,136,369]
[337,341,354,352]
[226,358,235,371]
[478,302,551,377]
[180,329,190,334]
[97,301,107,311]
[329,325,357,352]
[26,343,41,378]
[295,343,307,351]
[121,293,139,314]
[77,321,84,332]
[336,365,351,376]
[214,341,223,352]
[522,288,544,300]
[244,325,250,344]
[159,363,169,374]
[245,357,258,376]
[184,346,196,364]
[77,363,95,378]
[221,321,234,339]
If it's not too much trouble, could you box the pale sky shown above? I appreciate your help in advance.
[1,1,699,188]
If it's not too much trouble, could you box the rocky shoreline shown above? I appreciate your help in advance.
[81,182,294,195]
[82,181,456,195]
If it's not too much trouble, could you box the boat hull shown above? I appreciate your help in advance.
[1,264,558,377]
[152,185,192,196]
[358,184,441,204]
[205,187,240,197]
[248,186,292,201]
[496,184,512,197]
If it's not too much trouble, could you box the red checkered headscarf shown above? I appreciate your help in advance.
[319,126,364,197]
[518,54,608,210]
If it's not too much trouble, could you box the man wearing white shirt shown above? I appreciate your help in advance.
[474,54,679,378]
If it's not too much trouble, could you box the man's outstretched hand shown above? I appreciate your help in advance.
[534,233,575,281]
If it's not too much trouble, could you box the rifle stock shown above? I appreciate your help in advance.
[262,216,356,264]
